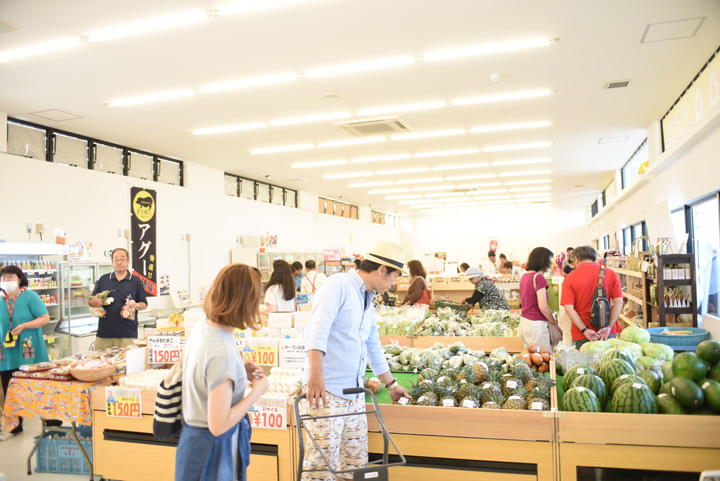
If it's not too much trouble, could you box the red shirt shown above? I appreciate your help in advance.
[560,262,623,340]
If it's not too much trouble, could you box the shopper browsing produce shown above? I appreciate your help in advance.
[88,248,147,351]
[0,265,51,441]
[264,259,298,313]
[563,256,576,276]
[561,246,623,348]
[300,259,327,294]
[461,267,510,310]
[517,247,562,352]
[403,260,431,306]
[302,240,410,479]
[176,263,267,481]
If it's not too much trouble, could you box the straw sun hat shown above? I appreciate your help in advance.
[364,240,407,273]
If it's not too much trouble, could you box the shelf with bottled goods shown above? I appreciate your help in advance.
[605,255,648,328]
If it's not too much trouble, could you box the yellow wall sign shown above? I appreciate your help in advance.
[662,52,720,150]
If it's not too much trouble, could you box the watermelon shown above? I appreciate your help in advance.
[572,374,608,407]
[610,374,647,398]
[663,365,675,383]
[611,382,658,414]
[601,348,636,371]
[696,340,720,366]
[562,386,602,413]
[656,393,687,415]
[639,370,662,394]
[659,382,674,396]
[672,352,708,382]
[600,359,636,391]
[669,377,704,410]
[709,364,720,383]
[562,364,595,392]
[698,378,720,412]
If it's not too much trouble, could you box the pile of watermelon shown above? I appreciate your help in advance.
[561,339,720,415]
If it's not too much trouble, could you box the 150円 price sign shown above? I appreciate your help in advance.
[106,387,142,418]
[147,336,186,364]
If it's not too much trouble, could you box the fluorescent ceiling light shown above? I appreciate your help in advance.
[318,137,386,148]
[385,194,422,200]
[192,122,266,135]
[415,148,479,158]
[200,73,297,93]
[304,56,415,78]
[504,179,551,186]
[432,162,489,171]
[270,111,351,126]
[518,202,552,208]
[425,192,462,198]
[479,200,517,205]
[517,197,553,203]
[251,144,314,154]
[460,188,507,194]
[216,0,304,15]
[369,188,409,194]
[324,171,373,180]
[357,101,446,117]
[513,192,551,198]
[411,185,455,192]
[0,37,82,63]
[87,10,208,42]
[453,206,486,212]
[348,181,393,188]
[471,121,552,134]
[351,154,411,164]
[446,173,497,181]
[410,204,437,209]
[498,169,552,177]
[392,129,466,141]
[483,142,552,152]
[491,158,550,167]
[456,183,503,189]
[472,195,511,200]
[508,186,552,192]
[399,199,433,205]
[423,38,553,62]
[435,197,467,203]
[292,160,348,169]
[442,201,478,207]
[376,167,430,176]
[453,89,552,106]
[395,178,444,185]
[421,208,451,214]
[486,205,519,211]
[598,136,629,144]
[108,89,195,107]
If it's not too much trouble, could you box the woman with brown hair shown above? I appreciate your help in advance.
[264,259,297,313]
[403,260,432,306]
[175,264,268,481]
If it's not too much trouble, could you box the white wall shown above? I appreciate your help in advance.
[0,152,399,304]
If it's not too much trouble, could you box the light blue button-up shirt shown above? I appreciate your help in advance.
[304,269,390,399]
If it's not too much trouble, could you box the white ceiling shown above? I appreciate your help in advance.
[1,0,719,214]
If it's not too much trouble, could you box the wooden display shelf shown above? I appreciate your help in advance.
[378,335,524,353]
[623,291,644,305]
[609,267,644,278]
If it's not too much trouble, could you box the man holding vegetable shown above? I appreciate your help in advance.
[89,248,147,350]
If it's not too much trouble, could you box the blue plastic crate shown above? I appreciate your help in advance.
[646,326,709,348]
[34,425,93,475]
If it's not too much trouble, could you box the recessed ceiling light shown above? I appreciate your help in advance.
[270,111,351,126]
[483,142,552,152]
[0,37,82,63]
[478,199,516,205]
[498,169,552,177]
[462,188,507,194]
[455,183,503,189]
[508,186,552,192]
[641,17,704,43]
[503,179,551,185]
[453,89,552,106]
[598,136,628,144]
[216,0,306,15]
[108,89,195,107]
[357,101,446,117]
[446,173,497,181]
[376,167,430,176]
[395,177,444,185]
[392,129,466,141]
[491,158,551,167]
[471,120,552,133]
[304,56,415,78]
[318,137,386,148]
[323,171,373,179]
[87,10,208,42]
[348,181,393,188]
[398,199,433,205]
[415,148,479,158]
[251,144,314,154]
[199,73,297,93]
[385,194,422,200]
[434,197,467,203]
[192,122,266,135]
[431,162,489,171]
[472,194,511,200]
[411,185,456,192]
[351,154,411,164]
[368,188,409,194]
[292,160,348,169]
[423,38,553,62]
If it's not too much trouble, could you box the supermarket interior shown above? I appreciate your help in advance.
[1,1,720,480]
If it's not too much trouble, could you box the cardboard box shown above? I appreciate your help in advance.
[280,327,304,339]
[293,311,311,328]
[268,312,293,328]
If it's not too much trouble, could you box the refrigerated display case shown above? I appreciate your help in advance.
[256,252,324,281]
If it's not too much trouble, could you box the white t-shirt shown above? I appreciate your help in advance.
[300,271,327,294]
[264,284,296,311]
[480,259,497,276]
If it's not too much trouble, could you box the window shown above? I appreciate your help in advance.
[7,121,46,160]
[224,173,296,207]
[94,143,124,175]
[271,186,284,206]
[256,183,270,203]
[591,200,599,218]
[623,220,648,255]
[224,174,239,197]
[128,151,154,180]
[602,234,610,250]
[623,228,631,256]
[319,197,358,219]
[53,133,88,168]
[687,193,720,316]
[621,139,648,189]
[671,207,687,243]
[157,158,183,186]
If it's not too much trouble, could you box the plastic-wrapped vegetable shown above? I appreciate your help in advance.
[430,342,446,351]
[383,344,404,356]
[640,343,674,361]
[635,356,655,370]
[448,355,464,369]
[579,340,612,353]
[619,325,651,344]
[449,341,467,355]
[490,346,509,360]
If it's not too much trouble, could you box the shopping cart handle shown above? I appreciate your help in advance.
[342,387,366,395]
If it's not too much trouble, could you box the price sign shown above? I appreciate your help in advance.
[279,339,306,368]
[241,338,278,366]
[147,336,186,364]
[250,396,287,430]
[106,387,142,418]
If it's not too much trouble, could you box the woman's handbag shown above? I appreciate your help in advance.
[533,273,563,347]
[153,355,183,440]
[417,288,432,305]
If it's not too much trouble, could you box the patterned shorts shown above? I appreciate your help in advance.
[298,391,368,481]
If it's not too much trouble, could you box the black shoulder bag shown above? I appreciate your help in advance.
[590,266,610,330]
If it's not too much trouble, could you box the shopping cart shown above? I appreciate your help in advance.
[294,387,406,481]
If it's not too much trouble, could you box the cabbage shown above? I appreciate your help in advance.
[636,356,655,370]
[579,340,612,353]
[608,339,643,359]
[430,342,446,351]
[620,325,651,344]
[388,360,403,371]
[641,343,674,361]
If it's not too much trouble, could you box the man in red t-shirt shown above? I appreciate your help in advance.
[561,246,624,348]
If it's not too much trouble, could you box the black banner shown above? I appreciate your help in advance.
[130,187,158,297]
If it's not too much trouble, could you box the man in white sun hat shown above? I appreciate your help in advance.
[301,240,411,480]
[462,266,510,311]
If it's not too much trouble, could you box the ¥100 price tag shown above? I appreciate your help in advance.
[106,387,142,418]
[241,338,278,366]
[250,396,287,430]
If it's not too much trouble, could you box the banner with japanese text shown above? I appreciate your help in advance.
[131,187,158,296]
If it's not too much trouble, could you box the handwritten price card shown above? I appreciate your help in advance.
[147,336,186,364]
[106,387,142,418]
[250,396,287,430]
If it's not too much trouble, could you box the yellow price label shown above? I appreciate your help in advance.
[241,339,278,366]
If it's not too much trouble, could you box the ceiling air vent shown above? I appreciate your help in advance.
[335,116,413,137]
[604,80,631,89]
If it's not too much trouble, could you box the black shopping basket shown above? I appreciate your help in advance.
[294,387,406,481]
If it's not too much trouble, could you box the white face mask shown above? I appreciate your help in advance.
[1,281,19,293]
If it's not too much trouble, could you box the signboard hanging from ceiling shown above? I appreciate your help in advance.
[130,187,158,297]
